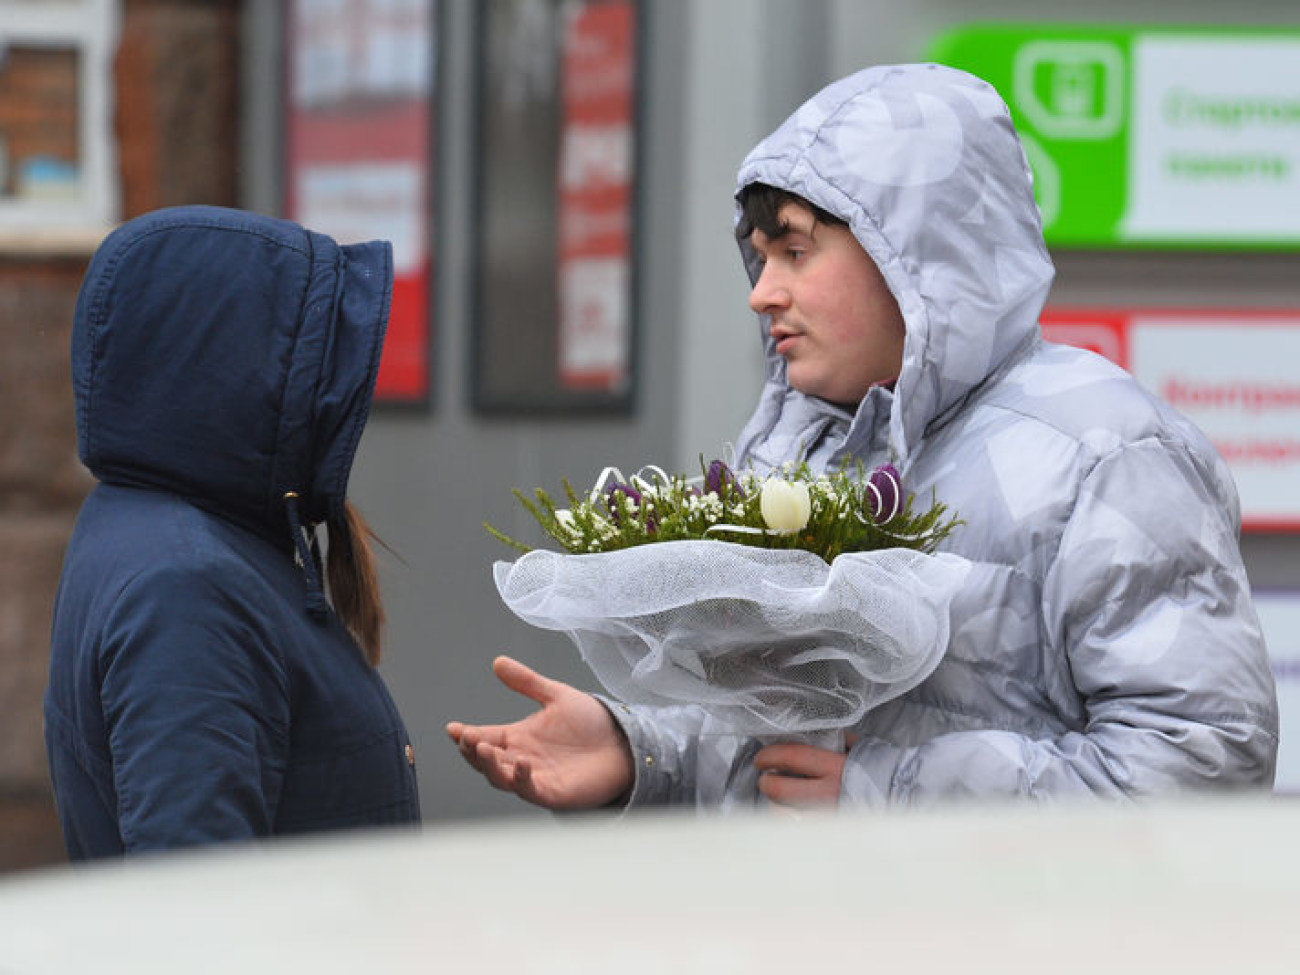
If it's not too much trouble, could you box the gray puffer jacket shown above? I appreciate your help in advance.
[611,64,1278,807]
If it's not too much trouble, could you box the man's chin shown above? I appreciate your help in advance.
[786,371,826,401]
[787,374,866,411]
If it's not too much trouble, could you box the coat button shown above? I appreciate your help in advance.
[644,755,655,767]
[404,744,416,768]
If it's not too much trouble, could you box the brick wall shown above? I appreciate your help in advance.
[0,257,90,871]
[116,0,241,216]
[0,0,240,872]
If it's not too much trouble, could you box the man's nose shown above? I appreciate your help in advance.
[748,264,790,315]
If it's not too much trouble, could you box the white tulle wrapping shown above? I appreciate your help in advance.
[494,540,971,736]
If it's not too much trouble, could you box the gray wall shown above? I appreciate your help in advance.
[246,0,1300,824]
[351,0,839,824]
[351,1,679,821]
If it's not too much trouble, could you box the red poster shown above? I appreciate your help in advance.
[555,0,636,392]
[284,0,433,405]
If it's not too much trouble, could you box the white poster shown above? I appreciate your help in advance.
[1123,36,1300,242]
[296,161,422,274]
[558,256,629,388]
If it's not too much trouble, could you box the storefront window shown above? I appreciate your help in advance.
[0,1,119,235]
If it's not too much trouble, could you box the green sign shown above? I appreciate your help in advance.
[927,25,1300,250]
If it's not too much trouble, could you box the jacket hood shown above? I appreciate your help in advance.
[735,63,1055,467]
[72,205,392,540]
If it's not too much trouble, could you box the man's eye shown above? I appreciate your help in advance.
[787,247,806,261]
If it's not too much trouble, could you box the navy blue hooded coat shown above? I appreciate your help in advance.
[44,206,421,859]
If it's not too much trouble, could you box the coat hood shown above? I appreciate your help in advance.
[72,205,392,541]
[734,63,1055,468]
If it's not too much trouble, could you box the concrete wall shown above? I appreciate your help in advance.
[347,0,684,822]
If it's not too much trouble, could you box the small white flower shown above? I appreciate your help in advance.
[760,478,811,533]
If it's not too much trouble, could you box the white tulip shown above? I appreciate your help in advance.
[760,478,811,533]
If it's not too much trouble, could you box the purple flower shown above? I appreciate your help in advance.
[866,464,902,525]
[704,460,741,498]
[605,481,655,531]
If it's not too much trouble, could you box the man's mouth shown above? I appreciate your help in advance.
[771,325,801,356]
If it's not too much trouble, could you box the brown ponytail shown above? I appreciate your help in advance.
[326,501,385,666]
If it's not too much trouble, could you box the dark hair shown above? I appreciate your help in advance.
[735,182,847,242]
[327,501,386,666]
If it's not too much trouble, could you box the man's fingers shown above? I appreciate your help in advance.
[447,723,507,773]
[758,769,836,806]
[754,742,839,779]
[510,756,540,802]
[473,740,524,792]
[758,770,810,805]
[473,745,547,805]
[449,722,506,749]
[754,742,845,807]
[492,655,559,706]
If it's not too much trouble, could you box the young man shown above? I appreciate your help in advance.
[448,64,1278,809]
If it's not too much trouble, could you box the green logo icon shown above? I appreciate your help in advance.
[1014,41,1125,139]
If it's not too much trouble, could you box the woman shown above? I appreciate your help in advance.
[45,205,421,859]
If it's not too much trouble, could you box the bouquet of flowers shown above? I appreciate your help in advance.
[487,459,969,740]
[486,459,957,561]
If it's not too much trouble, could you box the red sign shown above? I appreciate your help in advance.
[284,0,433,405]
[555,0,636,393]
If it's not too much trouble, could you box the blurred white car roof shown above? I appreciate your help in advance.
[1,798,1297,973]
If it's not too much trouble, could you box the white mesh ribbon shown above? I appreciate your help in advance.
[494,540,971,736]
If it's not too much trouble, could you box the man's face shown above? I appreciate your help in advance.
[747,202,905,408]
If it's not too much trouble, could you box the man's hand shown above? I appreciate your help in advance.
[446,656,634,811]
[754,740,848,808]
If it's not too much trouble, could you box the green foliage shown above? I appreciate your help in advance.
[484,459,961,563]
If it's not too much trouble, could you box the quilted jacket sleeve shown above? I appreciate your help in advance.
[99,565,291,850]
